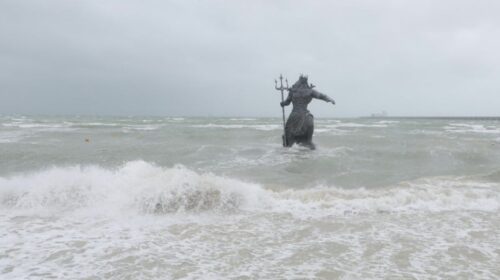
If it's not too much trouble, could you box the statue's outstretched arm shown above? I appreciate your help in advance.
[280,92,292,107]
[312,90,335,105]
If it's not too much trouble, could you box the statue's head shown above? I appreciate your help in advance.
[292,74,309,89]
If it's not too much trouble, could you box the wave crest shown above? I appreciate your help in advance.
[0,161,268,214]
[1,162,498,217]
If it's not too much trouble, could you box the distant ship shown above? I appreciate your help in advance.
[370,111,387,118]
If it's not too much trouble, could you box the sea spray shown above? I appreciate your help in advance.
[1,161,498,218]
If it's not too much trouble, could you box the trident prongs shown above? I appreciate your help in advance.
[275,74,290,91]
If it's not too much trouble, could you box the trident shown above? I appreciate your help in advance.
[275,74,290,147]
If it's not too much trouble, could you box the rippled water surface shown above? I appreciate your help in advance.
[1,116,499,279]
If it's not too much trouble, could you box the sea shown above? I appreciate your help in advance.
[1,115,499,279]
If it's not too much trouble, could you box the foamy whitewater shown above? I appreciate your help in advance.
[1,116,499,279]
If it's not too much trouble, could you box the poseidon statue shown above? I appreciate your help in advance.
[280,75,335,149]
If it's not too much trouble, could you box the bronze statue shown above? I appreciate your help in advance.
[276,75,335,149]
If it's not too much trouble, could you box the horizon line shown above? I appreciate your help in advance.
[1,113,500,120]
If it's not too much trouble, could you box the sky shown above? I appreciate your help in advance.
[1,0,499,117]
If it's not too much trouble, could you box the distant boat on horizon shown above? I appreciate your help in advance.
[370,111,388,118]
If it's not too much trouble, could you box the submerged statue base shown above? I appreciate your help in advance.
[280,75,335,149]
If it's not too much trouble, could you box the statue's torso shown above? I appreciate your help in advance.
[291,89,313,113]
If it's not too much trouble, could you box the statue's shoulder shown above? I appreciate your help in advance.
[304,88,315,95]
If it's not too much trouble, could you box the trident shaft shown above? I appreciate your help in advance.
[275,74,290,147]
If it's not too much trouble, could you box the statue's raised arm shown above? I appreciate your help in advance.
[311,90,335,105]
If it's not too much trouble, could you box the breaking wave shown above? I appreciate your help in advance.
[0,161,269,215]
[0,161,499,217]
[445,123,500,134]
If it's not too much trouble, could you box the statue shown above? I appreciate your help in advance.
[275,75,335,149]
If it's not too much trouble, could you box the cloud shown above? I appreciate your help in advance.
[1,0,499,116]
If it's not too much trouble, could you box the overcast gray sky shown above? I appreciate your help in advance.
[1,0,499,117]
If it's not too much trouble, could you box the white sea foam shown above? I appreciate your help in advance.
[330,122,388,129]
[191,124,280,131]
[3,122,67,129]
[376,120,400,124]
[277,179,500,218]
[445,123,500,134]
[72,122,121,127]
[2,122,77,133]
[229,118,257,121]
[122,124,163,131]
[314,122,388,134]
[313,128,331,133]
[162,117,185,122]
[0,161,270,215]
[1,162,499,279]
[9,117,31,122]
[0,131,32,143]
[1,162,498,218]
[314,125,347,134]
[408,129,444,136]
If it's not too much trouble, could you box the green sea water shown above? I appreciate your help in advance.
[1,115,499,279]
